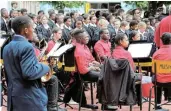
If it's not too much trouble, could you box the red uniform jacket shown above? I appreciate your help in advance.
[74,43,95,74]
[154,15,171,47]
[46,40,55,53]
[152,45,171,83]
[112,46,135,71]
[94,39,111,59]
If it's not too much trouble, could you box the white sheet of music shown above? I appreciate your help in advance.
[47,41,62,58]
[0,38,7,48]
[52,44,74,57]
[128,43,153,58]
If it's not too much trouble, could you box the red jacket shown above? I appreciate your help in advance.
[46,40,55,53]
[152,45,171,83]
[94,39,111,59]
[112,46,135,71]
[74,43,95,74]
[154,15,171,47]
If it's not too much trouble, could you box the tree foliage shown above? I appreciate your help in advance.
[124,1,171,11]
[41,1,85,10]
[124,1,148,10]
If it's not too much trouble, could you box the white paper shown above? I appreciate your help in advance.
[128,43,153,58]
[0,38,7,48]
[142,76,152,84]
[52,44,74,57]
[47,41,62,58]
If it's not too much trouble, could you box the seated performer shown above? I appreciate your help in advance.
[152,32,171,109]
[94,28,111,62]
[46,27,62,53]
[32,38,60,111]
[112,33,142,106]
[2,16,49,111]
[73,29,100,109]
[112,33,135,71]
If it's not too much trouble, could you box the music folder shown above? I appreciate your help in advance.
[50,44,74,57]
[128,43,153,59]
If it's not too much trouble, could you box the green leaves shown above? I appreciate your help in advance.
[41,1,85,10]
[124,1,148,10]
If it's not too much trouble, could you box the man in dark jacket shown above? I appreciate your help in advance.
[3,16,49,111]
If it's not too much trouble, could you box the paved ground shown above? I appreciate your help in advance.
[1,87,171,111]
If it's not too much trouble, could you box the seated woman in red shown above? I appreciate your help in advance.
[112,33,135,71]
[112,33,143,106]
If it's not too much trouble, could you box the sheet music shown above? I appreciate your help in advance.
[52,44,74,57]
[128,43,153,58]
[0,38,7,48]
[47,41,62,58]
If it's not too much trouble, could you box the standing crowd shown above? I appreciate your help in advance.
[1,1,171,111]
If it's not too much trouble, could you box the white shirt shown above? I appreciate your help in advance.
[64,25,72,30]
[83,23,89,27]
[89,23,96,27]
[56,23,64,29]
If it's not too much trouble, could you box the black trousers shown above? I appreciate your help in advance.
[81,71,100,82]
[45,75,58,108]
[155,82,171,104]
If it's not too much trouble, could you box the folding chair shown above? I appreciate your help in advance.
[148,60,171,111]
[78,73,95,111]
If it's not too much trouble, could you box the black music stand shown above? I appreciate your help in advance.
[128,43,153,107]
[128,42,153,73]
[49,44,74,109]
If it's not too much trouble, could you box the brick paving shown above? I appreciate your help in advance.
[1,87,171,111]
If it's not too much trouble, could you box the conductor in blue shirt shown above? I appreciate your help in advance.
[3,16,50,111]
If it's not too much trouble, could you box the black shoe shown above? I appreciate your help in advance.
[81,104,98,109]
[155,106,162,110]
[101,104,118,110]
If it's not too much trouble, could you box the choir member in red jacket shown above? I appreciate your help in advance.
[154,9,171,48]
[152,32,171,109]
[73,29,100,109]
[94,28,111,62]
[112,33,135,71]
[46,27,62,54]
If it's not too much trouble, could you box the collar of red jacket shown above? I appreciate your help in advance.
[160,45,171,48]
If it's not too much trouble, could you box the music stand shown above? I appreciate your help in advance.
[50,44,74,58]
[49,44,74,109]
[128,43,153,72]
[128,43,153,106]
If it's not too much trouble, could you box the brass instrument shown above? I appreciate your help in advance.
[41,57,57,82]
[37,39,55,82]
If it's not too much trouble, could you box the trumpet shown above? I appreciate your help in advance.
[41,57,57,82]
[37,39,55,82]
